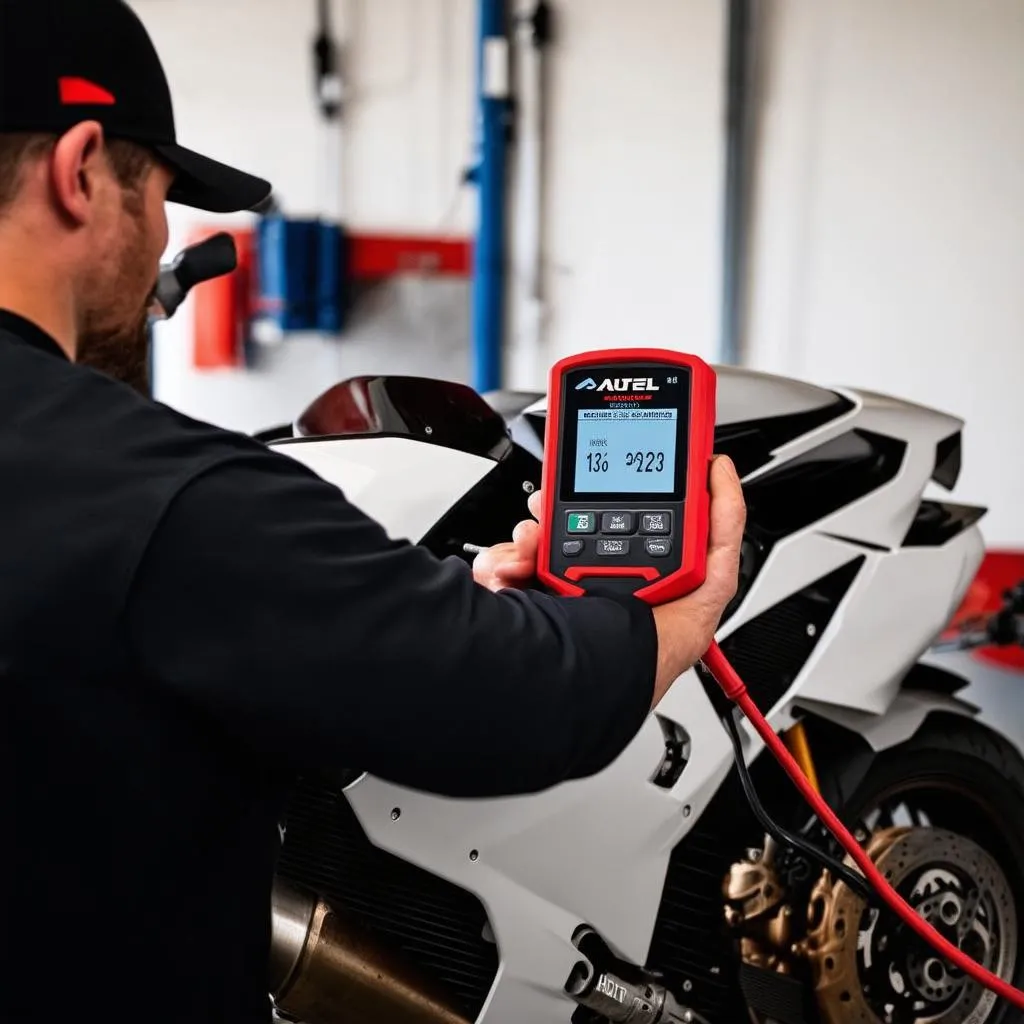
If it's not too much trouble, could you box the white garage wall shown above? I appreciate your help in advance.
[133,0,1023,546]
[131,0,726,430]
[133,0,477,434]
[745,0,1024,546]
[504,0,726,387]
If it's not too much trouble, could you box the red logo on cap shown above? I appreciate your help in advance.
[59,77,116,106]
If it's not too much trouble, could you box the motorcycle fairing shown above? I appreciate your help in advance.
[270,365,996,1023]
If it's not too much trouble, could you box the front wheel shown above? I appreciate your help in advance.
[811,715,1024,1024]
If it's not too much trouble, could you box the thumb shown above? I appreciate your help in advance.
[701,456,745,604]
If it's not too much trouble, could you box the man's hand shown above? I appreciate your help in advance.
[473,457,747,707]
[650,455,746,705]
[472,490,544,593]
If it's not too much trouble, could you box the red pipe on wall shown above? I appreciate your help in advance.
[184,228,472,370]
[189,228,255,369]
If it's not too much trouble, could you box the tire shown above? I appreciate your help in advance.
[819,713,1024,1024]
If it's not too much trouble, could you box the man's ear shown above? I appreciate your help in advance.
[49,121,107,227]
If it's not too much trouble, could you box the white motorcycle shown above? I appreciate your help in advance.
[153,240,1024,1023]
[242,366,1024,1024]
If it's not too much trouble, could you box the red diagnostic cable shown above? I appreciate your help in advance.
[701,640,1024,1011]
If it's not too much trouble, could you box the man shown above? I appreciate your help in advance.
[0,1,746,1021]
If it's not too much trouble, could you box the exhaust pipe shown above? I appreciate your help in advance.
[270,882,470,1024]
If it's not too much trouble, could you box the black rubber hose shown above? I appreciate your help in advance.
[721,709,873,900]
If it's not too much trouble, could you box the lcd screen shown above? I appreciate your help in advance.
[573,408,678,494]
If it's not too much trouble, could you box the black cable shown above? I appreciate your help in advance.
[530,1,552,46]
[721,709,873,900]
[313,0,341,121]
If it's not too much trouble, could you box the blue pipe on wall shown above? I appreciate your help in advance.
[470,0,510,393]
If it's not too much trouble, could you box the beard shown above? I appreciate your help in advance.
[76,198,159,396]
[77,302,152,395]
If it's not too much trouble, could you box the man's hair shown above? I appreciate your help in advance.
[0,132,153,214]
[0,134,54,211]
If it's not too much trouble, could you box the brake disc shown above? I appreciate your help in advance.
[805,827,1017,1024]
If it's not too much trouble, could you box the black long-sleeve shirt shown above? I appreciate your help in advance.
[0,310,657,1023]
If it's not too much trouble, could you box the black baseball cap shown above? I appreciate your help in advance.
[0,0,272,213]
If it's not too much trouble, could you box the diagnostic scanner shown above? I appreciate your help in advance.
[537,348,716,604]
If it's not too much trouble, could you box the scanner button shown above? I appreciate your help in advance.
[641,512,671,535]
[562,540,584,557]
[601,512,635,534]
[566,512,597,534]
[596,539,630,557]
[645,538,673,558]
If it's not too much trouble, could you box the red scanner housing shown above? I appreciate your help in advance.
[537,348,716,605]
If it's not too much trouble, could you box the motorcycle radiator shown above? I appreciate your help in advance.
[276,777,499,1021]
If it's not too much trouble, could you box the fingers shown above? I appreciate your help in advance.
[473,544,521,592]
[511,518,539,549]
[471,547,499,585]
[527,489,542,521]
[649,457,747,695]
[708,456,746,550]
[496,520,538,582]
[471,518,541,592]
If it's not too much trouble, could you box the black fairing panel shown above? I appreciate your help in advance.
[741,429,906,541]
[933,430,962,490]
[419,445,543,562]
[718,431,904,621]
[903,501,987,547]
[712,394,856,478]
[286,375,514,462]
[900,661,971,696]
[718,557,865,711]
